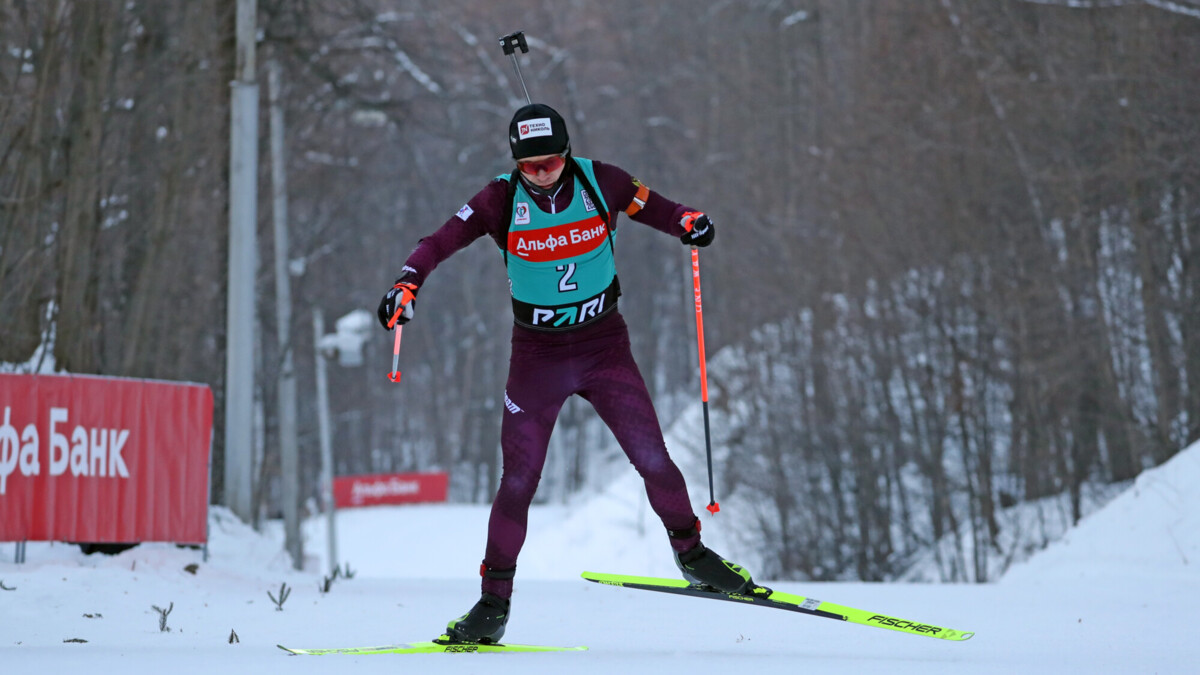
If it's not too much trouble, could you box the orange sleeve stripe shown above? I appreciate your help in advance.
[624,183,651,216]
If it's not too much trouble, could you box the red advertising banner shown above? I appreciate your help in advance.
[333,472,449,508]
[0,373,213,544]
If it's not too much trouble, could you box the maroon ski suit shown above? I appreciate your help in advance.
[401,160,703,599]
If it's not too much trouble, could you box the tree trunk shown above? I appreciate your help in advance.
[54,3,115,374]
[0,3,65,364]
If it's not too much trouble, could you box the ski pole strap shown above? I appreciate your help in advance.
[666,517,702,540]
[387,282,417,329]
[480,563,517,580]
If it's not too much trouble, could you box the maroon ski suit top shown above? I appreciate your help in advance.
[401,159,704,599]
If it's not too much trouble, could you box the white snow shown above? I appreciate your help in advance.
[2,440,1198,674]
[0,302,57,375]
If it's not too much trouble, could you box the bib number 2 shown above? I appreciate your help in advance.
[556,263,578,292]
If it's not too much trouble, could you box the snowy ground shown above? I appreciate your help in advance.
[3,441,1198,674]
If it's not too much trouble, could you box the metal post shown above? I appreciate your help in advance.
[269,56,302,570]
[204,435,213,563]
[313,309,338,575]
[224,0,258,525]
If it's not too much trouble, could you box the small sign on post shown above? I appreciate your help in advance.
[332,472,449,509]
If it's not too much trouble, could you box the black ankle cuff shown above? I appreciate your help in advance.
[667,517,702,540]
[677,543,708,564]
[480,563,516,580]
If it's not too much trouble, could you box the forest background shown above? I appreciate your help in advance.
[2,0,1197,583]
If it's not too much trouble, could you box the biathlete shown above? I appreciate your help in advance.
[377,103,755,643]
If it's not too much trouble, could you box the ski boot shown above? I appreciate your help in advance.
[674,543,756,594]
[443,592,510,644]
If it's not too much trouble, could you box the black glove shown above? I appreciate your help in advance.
[679,211,715,247]
[377,276,419,329]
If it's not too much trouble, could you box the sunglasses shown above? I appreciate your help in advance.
[517,153,566,175]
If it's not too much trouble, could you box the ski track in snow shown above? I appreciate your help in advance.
[2,440,1198,674]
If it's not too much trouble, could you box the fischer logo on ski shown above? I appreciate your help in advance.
[866,615,944,635]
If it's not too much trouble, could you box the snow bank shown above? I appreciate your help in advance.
[1005,439,1200,584]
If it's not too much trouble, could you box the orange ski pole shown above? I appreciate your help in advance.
[689,246,720,515]
[386,324,403,383]
[385,286,414,383]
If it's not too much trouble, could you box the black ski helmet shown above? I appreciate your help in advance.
[509,103,570,159]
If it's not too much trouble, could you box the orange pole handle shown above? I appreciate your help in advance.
[386,287,416,329]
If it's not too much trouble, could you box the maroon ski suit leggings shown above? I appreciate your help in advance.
[481,312,700,599]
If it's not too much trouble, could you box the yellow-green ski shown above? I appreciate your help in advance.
[278,635,587,655]
[582,571,973,642]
